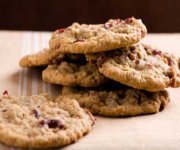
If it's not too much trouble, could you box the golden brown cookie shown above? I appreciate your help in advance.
[49,17,147,54]
[86,44,180,91]
[0,93,95,148]
[62,83,170,117]
[19,48,63,67]
[42,61,108,87]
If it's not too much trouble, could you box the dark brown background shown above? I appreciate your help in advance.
[0,0,180,32]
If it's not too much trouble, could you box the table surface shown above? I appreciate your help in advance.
[0,31,180,150]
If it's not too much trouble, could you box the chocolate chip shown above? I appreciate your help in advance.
[31,109,40,118]
[178,58,180,70]
[3,90,8,96]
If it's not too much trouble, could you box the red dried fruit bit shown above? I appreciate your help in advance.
[47,119,64,129]
[39,119,64,129]
[73,39,85,43]
[135,60,139,64]
[178,58,180,69]
[96,56,106,67]
[129,46,136,53]
[3,90,8,96]
[125,17,133,23]
[58,28,66,33]
[152,49,162,56]
[31,109,40,118]
[104,23,113,29]
[167,57,174,66]
[141,31,146,38]
[39,120,46,126]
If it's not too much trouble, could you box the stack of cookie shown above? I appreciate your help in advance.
[12,17,180,148]
[19,17,180,118]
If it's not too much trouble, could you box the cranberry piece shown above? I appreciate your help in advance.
[178,58,180,69]
[167,58,174,66]
[39,119,64,129]
[39,120,46,126]
[31,109,40,118]
[96,56,106,67]
[58,28,65,33]
[3,90,8,96]
[47,119,64,129]
[130,46,136,53]
[135,60,139,64]
[141,31,145,38]
[73,39,85,43]
[152,50,162,56]
[125,17,133,24]
[104,23,113,29]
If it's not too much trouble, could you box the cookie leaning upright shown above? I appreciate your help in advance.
[0,93,95,148]
[49,17,147,54]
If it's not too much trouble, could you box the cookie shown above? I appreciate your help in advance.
[49,17,147,54]
[62,83,170,117]
[19,48,64,67]
[86,44,180,92]
[0,93,95,148]
[42,61,108,87]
